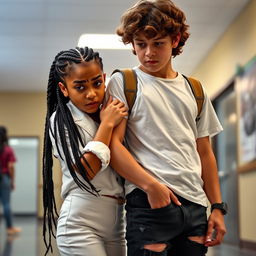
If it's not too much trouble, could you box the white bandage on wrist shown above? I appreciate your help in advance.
[81,141,110,170]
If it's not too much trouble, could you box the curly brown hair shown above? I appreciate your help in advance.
[116,0,190,57]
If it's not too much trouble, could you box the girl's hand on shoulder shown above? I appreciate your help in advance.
[100,96,128,127]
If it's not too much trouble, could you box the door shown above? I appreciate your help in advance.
[213,84,239,245]
[9,137,38,215]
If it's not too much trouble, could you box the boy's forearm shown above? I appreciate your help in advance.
[110,138,160,192]
[201,152,222,204]
[109,119,173,206]
[197,137,222,204]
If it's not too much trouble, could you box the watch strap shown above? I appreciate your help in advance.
[211,202,228,215]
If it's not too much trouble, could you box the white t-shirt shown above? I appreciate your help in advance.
[50,101,124,199]
[107,67,223,207]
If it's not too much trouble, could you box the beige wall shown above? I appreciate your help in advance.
[193,0,256,97]
[193,0,256,243]
[0,0,255,243]
[0,92,62,218]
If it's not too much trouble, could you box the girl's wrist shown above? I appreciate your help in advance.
[100,119,115,129]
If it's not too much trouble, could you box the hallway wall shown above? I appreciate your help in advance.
[0,0,255,247]
[0,92,62,218]
[192,0,256,244]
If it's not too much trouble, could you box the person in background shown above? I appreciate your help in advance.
[107,0,227,255]
[0,126,21,235]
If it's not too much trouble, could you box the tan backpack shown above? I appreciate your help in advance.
[112,69,204,121]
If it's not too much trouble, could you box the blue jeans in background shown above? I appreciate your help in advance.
[0,174,13,228]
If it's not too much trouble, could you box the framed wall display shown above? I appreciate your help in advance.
[236,56,256,172]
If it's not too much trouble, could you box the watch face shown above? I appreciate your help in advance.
[211,202,228,215]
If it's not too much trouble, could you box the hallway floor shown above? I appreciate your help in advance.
[0,216,255,256]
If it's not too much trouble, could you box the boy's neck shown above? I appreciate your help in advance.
[139,65,178,79]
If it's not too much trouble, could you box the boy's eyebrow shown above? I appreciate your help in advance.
[154,35,166,40]
[134,35,166,41]
[73,74,102,84]
[134,36,145,41]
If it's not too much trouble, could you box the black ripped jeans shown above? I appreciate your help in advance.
[125,189,208,256]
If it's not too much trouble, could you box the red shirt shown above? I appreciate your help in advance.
[0,145,16,175]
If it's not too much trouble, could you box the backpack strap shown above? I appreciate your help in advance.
[111,70,204,121]
[182,75,204,121]
[112,69,137,112]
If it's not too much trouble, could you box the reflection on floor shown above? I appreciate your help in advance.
[0,216,58,256]
[0,216,255,256]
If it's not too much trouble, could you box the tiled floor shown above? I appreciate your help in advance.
[0,216,59,256]
[0,216,255,256]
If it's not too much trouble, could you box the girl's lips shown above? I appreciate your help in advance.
[86,102,99,108]
[86,101,97,105]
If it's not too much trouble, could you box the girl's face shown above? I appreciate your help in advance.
[59,60,106,114]
[132,32,180,77]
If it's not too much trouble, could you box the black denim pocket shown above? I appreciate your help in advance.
[126,188,151,208]
[126,202,184,244]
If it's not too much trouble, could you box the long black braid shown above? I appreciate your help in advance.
[0,126,8,154]
[42,47,103,255]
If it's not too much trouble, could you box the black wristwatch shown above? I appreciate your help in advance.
[211,202,228,215]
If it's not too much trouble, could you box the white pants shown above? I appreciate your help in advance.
[56,192,126,256]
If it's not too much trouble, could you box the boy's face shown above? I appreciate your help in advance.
[132,32,180,77]
[58,60,106,114]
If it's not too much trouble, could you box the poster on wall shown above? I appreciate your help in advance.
[236,56,256,168]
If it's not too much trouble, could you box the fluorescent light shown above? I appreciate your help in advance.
[77,34,131,50]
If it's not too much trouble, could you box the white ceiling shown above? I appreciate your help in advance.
[0,0,251,92]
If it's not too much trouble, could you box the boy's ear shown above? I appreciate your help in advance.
[172,33,181,48]
[58,82,69,97]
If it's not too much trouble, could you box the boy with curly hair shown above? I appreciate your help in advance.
[107,1,227,255]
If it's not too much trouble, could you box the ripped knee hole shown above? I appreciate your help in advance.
[144,243,167,252]
[188,236,205,244]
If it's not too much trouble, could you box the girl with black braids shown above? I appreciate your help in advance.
[43,46,127,256]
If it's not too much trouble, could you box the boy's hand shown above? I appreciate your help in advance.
[204,210,226,247]
[100,96,128,127]
[146,182,181,209]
